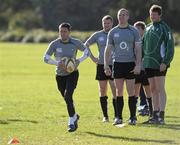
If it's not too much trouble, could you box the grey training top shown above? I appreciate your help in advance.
[86,30,113,65]
[44,37,86,76]
[107,25,141,62]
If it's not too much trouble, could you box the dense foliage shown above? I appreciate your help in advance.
[0,0,179,31]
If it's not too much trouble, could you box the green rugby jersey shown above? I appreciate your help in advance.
[143,20,174,69]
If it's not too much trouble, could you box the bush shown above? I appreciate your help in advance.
[0,29,25,42]
[0,16,8,30]
[33,30,58,43]
[0,29,93,43]
[71,31,94,42]
[0,32,16,41]
[21,29,58,43]
[174,33,180,46]
[1,29,180,45]
[8,10,42,31]
[21,33,34,43]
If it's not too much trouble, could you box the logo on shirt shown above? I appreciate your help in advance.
[114,33,119,38]
[168,32,171,40]
[119,41,128,51]
[146,26,151,31]
[98,37,104,41]
[56,48,62,53]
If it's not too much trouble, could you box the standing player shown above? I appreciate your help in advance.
[143,5,174,124]
[104,8,142,125]
[85,15,117,122]
[134,21,153,118]
[43,23,90,132]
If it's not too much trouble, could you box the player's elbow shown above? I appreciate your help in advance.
[43,55,49,63]
[43,57,48,64]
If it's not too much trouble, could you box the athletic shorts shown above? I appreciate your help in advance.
[135,70,149,86]
[145,68,167,78]
[56,70,79,97]
[113,62,135,79]
[96,64,113,80]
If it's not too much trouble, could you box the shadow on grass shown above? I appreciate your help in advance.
[166,115,180,119]
[0,120,9,124]
[85,131,175,144]
[0,119,38,124]
[140,122,180,130]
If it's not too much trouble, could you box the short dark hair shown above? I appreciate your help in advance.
[150,4,162,16]
[102,15,113,22]
[134,21,146,30]
[59,22,72,31]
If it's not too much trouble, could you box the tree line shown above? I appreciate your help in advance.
[0,0,179,31]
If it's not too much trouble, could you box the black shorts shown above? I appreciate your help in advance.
[56,70,79,97]
[96,64,113,80]
[135,70,149,86]
[145,68,167,78]
[113,62,135,79]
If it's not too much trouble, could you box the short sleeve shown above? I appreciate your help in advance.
[107,30,114,46]
[86,32,97,45]
[76,40,86,51]
[133,28,141,43]
[45,41,55,56]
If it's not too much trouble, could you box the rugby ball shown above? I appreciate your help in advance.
[61,57,76,73]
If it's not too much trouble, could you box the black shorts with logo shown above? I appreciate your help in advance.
[145,68,167,78]
[96,64,113,80]
[135,70,149,85]
[113,62,135,79]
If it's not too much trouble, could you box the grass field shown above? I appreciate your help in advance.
[0,42,180,145]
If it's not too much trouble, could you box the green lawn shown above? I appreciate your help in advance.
[0,42,180,145]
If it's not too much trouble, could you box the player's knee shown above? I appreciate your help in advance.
[156,88,166,96]
[99,87,107,96]
[64,96,73,105]
[126,86,135,96]
[135,89,139,97]
[150,85,156,94]
[160,89,166,96]
[127,90,135,96]
[155,87,161,94]
[100,90,106,96]
[111,87,116,93]
[64,88,74,98]
[144,87,151,97]
[116,89,123,96]
[64,91,73,104]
